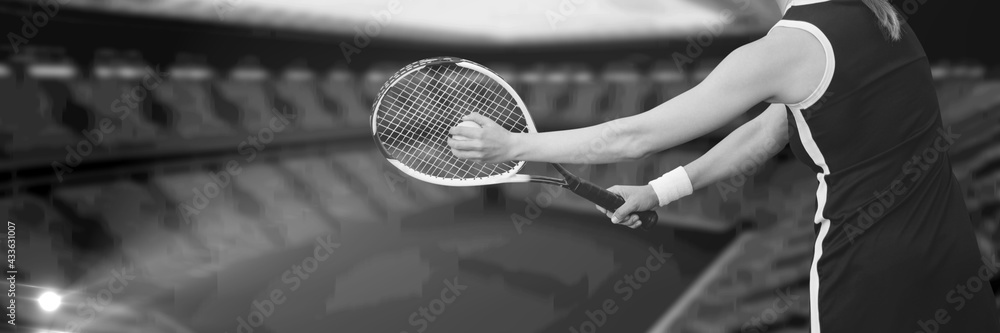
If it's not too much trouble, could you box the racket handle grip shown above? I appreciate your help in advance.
[568,177,659,231]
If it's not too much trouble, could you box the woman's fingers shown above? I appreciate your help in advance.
[449,126,481,139]
[447,138,481,150]
[451,149,483,160]
[595,205,609,216]
[603,185,646,229]
[609,213,639,228]
[607,186,639,222]
[625,215,641,229]
[610,200,639,225]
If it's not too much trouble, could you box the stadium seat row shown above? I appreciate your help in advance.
[0,58,701,158]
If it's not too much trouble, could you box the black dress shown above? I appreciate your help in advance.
[776,0,1000,331]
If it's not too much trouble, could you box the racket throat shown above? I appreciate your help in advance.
[516,174,567,186]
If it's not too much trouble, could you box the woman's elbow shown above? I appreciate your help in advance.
[621,140,654,161]
[613,120,655,161]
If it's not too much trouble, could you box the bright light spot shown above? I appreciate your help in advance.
[38,292,62,312]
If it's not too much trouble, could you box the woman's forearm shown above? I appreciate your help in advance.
[685,103,788,190]
[509,63,777,164]
[509,118,641,164]
[509,82,758,164]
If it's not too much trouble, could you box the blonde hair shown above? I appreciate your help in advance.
[861,0,903,41]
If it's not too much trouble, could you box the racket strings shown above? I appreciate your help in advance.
[383,70,477,178]
[392,66,524,140]
[380,71,482,177]
[384,87,474,178]
[375,63,528,180]
[434,67,525,176]
[423,66,517,177]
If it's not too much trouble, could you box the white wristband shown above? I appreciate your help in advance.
[648,166,693,207]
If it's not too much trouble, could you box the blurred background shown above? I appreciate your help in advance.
[0,0,996,332]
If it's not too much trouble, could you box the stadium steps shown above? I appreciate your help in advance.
[696,228,812,307]
[649,218,814,333]
[279,157,383,225]
[153,171,280,265]
[684,286,809,332]
[963,169,999,212]
[228,164,339,246]
[328,151,476,223]
[941,81,1000,127]
[941,81,1000,262]
[952,127,1000,182]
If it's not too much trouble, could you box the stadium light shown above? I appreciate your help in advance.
[38,291,62,312]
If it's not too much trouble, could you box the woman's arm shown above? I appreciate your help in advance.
[450,31,814,164]
[598,103,789,227]
[685,103,789,190]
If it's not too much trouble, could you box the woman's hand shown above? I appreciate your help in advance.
[596,185,660,229]
[448,113,518,163]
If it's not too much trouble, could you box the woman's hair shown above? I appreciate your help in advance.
[861,0,903,41]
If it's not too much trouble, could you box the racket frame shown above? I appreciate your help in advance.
[371,57,541,187]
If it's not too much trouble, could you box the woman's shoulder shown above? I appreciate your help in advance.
[755,26,828,106]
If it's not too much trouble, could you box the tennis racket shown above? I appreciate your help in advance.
[370,56,658,230]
